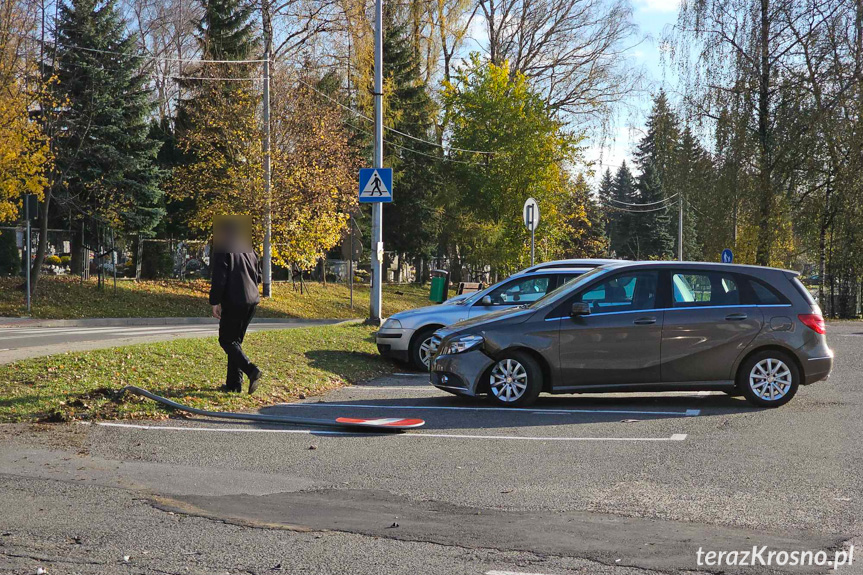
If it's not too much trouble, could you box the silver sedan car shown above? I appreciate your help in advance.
[375,259,617,370]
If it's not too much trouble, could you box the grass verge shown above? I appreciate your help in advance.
[0,277,431,319]
[0,324,400,422]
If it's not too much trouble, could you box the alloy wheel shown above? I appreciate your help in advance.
[748,358,793,401]
[490,358,529,403]
[419,337,433,368]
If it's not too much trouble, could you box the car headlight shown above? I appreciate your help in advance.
[381,318,402,330]
[443,334,484,355]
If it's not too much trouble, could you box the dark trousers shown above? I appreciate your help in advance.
[218,303,258,390]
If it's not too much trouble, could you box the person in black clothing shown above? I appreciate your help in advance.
[209,216,263,394]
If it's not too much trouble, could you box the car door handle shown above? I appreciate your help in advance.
[633,317,656,325]
[725,313,748,321]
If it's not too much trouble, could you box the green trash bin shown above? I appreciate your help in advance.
[429,270,449,303]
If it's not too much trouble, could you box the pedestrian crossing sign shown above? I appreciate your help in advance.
[359,168,393,203]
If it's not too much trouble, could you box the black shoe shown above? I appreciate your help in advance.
[220,384,242,393]
[248,368,263,395]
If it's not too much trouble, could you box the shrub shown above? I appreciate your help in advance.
[0,230,21,276]
[45,255,62,266]
[60,255,71,266]
[140,241,173,279]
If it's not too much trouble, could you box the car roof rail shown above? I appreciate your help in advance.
[524,259,619,273]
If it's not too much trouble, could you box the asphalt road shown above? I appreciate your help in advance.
[0,320,340,364]
[1,322,862,574]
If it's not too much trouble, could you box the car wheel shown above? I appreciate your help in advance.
[409,327,437,371]
[486,351,543,407]
[738,350,799,408]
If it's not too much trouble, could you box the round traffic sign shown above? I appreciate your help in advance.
[721,248,733,263]
[523,198,540,232]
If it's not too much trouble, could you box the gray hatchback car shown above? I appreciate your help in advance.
[429,261,833,408]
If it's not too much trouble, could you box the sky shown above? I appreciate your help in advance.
[583,0,682,182]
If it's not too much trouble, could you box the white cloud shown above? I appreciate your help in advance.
[634,0,680,13]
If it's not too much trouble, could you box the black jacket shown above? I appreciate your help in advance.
[209,251,262,306]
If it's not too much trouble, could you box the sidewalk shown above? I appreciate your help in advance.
[0,317,352,328]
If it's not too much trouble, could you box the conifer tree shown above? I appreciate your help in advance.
[49,0,163,274]
[633,91,678,259]
[380,10,439,279]
[608,162,638,259]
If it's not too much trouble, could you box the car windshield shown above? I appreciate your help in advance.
[526,267,610,309]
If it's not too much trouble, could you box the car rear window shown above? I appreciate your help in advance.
[789,276,817,306]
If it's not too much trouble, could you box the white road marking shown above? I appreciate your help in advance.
[277,402,700,417]
[94,422,688,442]
[697,390,712,396]
[487,571,553,575]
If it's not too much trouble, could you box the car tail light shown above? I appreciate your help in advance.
[798,313,826,334]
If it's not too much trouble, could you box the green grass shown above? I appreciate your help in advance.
[0,276,431,319]
[0,324,400,423]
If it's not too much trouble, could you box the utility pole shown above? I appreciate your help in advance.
[678,192,683,261]
[369,0,384,324]
[261,5,272,297]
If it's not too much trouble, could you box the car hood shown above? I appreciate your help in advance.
[390,302,461,321]
[436,306,534,339]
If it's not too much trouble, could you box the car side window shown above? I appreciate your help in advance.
[748,279,787,305]
[484,275,552,305]
[574,272,659,314]
[672,272,740,307]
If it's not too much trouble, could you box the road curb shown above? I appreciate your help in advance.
[0,317,359,328]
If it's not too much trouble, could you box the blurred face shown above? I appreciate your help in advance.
[213,215,254,253]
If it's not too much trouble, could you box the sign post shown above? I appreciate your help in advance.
[359,166,392,324]
[721,248,734,264]
[523,198,540,266]
[367,0,386,325]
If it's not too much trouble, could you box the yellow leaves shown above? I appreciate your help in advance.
[0,75,51,222]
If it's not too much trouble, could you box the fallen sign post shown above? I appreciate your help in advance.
[121,386,425,432]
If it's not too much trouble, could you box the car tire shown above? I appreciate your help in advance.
[486,351,543,407]
[738,350,800,408]
[409,327,437,371]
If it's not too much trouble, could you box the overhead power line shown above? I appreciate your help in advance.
[606,193,679,207]
[295,77,495,156]
[20,33,266,64]
[345,121,482,166]
[602,202,672,213]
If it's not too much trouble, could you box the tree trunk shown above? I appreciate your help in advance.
[28,190,52,294]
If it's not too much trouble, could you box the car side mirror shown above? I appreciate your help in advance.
[481,295,493,306]
[570,301,591,317]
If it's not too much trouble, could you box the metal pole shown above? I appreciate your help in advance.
[369,0,384,323]
[529,205,535,266]
[25,198,31,314]
[111,227,117,295]
[262,49,272,297]
[678,192,683,261]
[81,221,85,284]
[349,214,354,309]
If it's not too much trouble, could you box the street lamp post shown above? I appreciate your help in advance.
[369,0,384,324]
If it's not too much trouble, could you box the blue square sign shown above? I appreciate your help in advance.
[359,168,393,203]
